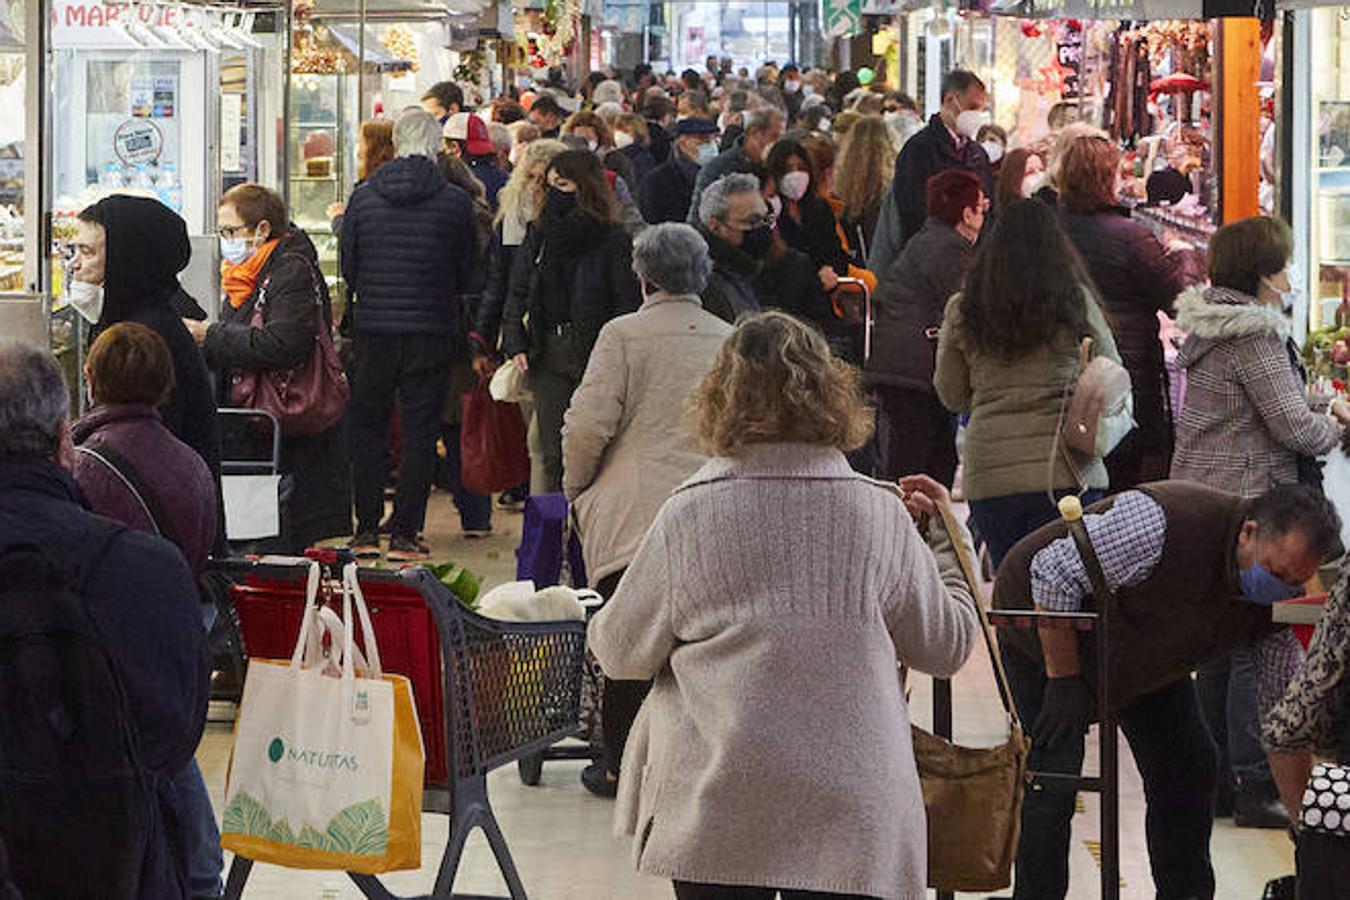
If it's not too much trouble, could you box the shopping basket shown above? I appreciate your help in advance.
[217,554,588,899]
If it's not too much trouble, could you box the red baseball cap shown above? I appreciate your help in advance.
[443,112,494,156]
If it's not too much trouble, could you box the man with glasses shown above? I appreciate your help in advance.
[695,173,822,326]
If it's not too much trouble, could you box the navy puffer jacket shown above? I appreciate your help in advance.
[340,154,478,337]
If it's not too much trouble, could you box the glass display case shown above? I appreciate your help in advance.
[1307,8,1350,332]
[0,0,46,352]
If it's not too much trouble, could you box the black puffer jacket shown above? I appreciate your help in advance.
[1059,207,1186,482]
[204,230,351,551]
[340,154,477,337]
[501,216,641,376]
[82,195,220,482]
[866,218,973,391]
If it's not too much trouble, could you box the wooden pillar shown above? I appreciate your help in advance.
[1217,17,1262,223]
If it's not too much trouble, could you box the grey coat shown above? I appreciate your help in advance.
[1170,285,1342,497]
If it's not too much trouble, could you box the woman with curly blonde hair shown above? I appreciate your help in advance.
[834,115,896,255]
[590,309,980,900]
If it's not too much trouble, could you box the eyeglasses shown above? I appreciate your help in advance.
[219,224,255,239]
[735,212,776,230]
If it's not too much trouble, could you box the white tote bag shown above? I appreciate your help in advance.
[222,563,423,872]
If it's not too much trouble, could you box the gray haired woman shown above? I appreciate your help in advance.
[562,222,732,796]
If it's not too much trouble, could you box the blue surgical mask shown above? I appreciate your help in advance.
[1238,562,1305,606]
[695,141,718,167]
[220,235,254,265]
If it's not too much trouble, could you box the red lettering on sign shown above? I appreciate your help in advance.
[63,5,87,27]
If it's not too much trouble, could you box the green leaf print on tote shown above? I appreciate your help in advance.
[222,791,389,856]
[325,800,389,855]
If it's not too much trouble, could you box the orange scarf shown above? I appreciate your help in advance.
[221,238,280,309]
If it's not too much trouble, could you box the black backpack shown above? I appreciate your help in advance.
[0,529,163,899]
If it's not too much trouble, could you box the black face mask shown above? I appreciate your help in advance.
[545,186,577,220]
[740,225,773,259]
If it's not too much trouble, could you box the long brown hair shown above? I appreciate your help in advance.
[995,148,1035,209]
[1057,134,1118,213]
[358,119,395,181]
[834,116,895,221]
[546,150,617,224]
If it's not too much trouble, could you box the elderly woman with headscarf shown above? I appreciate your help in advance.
[562,223,731,797]
[69,195,221,480]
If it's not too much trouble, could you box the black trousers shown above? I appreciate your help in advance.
[351,333,457,538]
[1297,832,1350,900]
[1002,650,1218,900]
[673,882,880,900]
[873,385,957,487]
[595,569,651,776]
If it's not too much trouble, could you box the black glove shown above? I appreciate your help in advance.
[1032,676,1095,750]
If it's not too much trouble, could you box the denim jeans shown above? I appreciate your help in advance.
[1002,649,1217,900]
[1195,649,1272,796]
[351,334,458,538]
[437,422,492,531]
[968,488,1103,570]
[166,759,222,899]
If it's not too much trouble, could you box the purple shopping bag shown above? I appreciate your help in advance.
[515,494,587,587]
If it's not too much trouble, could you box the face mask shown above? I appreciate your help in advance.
[802,85,816,98]
[220,234,256,266]
[779,170,811,202]
[1022,171,1046,197]
[695,141,719,167]
[68,279,104,324]
[981,140,1004,164]
[585,138,599,153]
[1238,561,1305,606]
[766,194,783,220]
[740,224,773,259]
[509,144,522,166]
[545,186,577,219]
[783,79,801,94]
[955,109,988,140]
[818,119,832,134]
[614,130,634,150]
[1261,269,1298,312]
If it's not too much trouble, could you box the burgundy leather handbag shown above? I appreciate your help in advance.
[230,253,350,437]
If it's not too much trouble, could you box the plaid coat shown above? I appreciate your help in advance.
[1170,286,1342,497]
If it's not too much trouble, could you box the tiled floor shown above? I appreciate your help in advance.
[200,492,1295,899]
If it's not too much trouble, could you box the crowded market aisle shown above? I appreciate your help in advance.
[192,492,1296,900]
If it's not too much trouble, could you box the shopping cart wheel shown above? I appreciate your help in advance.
[517,752,544,786]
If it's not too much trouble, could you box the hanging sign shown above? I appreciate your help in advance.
[821,0,862,38]
[113,119,163,166]
[1056,22,1082,99]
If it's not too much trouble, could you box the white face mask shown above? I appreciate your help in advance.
[695,141,719,167]
[220,235,257,266]
[585,138,599,153]
[783,79,801,94]
[818,119,832,134]
[802,85,816,98]
[981,140,1004,164]
[613,130,634,150]
[1022,171,1046,197]
[509,143,522,166]
[1262,268,1299,312]
[779,170,811,201]
[955,109,988,140]
[68,279,104,325]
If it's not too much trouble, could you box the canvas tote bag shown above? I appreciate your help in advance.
[221,563,424,873]
[910,500,1030,893]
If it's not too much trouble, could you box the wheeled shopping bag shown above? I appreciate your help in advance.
[217,556,587,899]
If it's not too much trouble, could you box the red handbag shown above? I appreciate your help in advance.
[460,376,530,495]
[230,253,350,437]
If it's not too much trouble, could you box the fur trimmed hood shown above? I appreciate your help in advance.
[1175,285,1291,369]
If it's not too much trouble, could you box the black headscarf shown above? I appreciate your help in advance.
[79,194,192,325]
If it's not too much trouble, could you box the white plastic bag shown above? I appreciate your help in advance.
[489,361,532,403]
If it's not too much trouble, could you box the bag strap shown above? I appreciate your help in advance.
[1048,336,1095,501]
[932,499,1022,729]
[76,443,181,550]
